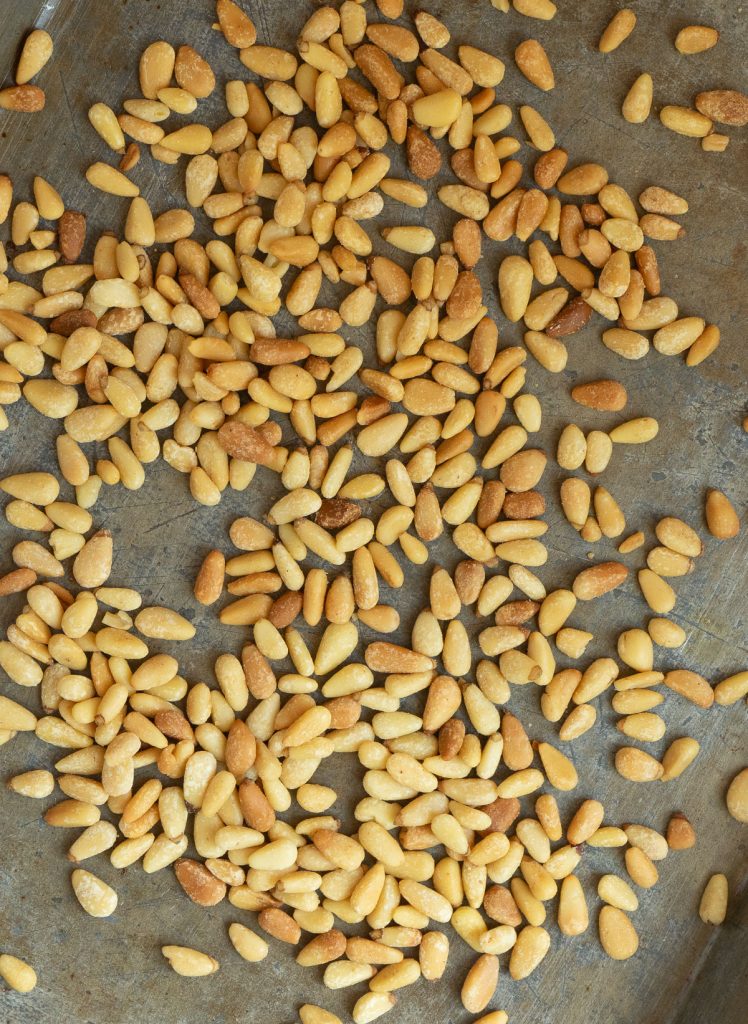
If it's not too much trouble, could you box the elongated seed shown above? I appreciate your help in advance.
[0,953,37,993]
[699,874,728,925]
[599,906,638,959]
[71,868,118,917]
[162,945,219,977]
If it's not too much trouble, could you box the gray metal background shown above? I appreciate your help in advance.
[0,1,745,1022]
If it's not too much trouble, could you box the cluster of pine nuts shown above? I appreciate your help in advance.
[0,0,746,1019]
[488,4,748,152]
[598,8,747,150]
[0,29,52,116]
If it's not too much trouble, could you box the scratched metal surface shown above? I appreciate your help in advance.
[0,1,746,1022]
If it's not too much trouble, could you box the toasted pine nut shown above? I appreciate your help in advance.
[705,488,740,539]
[675,25,719,54]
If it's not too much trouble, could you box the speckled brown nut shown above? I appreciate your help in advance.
[571,379,628,411]
[407,125,442,179]
[179,272,221,320]
[325,695,361,730]
[316,498,362,530]
[296,930,347,968]
[502,491,545,519]
[0,85,45,111]
[250,338,311,365]
[354,43,403,100]
[573,561,628,600]
[694,89,748,126]
[241,643,276,700]
[484,884,522,926]
[454,560,485,604]
[58,211,87,262]
[258,907,302,944]
[175,858,227,906]
[453,218,482,268]
[482,796,521,833]
[174,45,215,98]
[154,709,194,741]
[50,308,98,336]
[501,712,534,769]
[0,567,37,597]
[98,307,144,335]
[224,719,257,779]
[494,599,539,626]
[194,549,225,606]
[533,148,568,189]
[218,422,276,465]
[439,718,465,759]
[447,271,483,319]
[545,296,592,337]
[239,779,276,832]
[268,591,303,629]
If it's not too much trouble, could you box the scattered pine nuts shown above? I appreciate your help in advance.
[0,2,742,1018]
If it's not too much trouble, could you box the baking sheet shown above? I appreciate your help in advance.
[0,1,746,1022]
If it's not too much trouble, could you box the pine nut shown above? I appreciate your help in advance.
[698,874,728,925]
[598,906,639,959]
[162,945,219,977]
[509,925,550,979]
[705,488,740,539]
[675,25,719,54]
[0,953,37,993]
[599,10,637,52]
[71,868,118,917]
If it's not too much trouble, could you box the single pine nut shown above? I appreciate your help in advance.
[698,874,728,925]
[162,945,219,977]
[705,489,740,539]
[599,9,636,52]
[675,25,719,54]
[598,906,639,959]
[71,868,118,917]
[0,953,37,993]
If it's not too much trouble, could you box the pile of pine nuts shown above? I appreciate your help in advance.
[0,1,746,1019]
